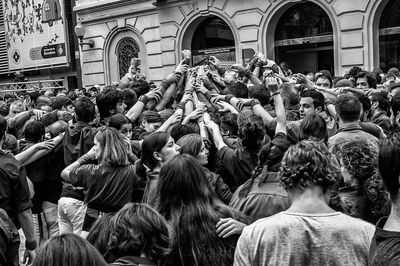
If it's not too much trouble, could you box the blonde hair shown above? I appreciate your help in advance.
[95,127,129,166]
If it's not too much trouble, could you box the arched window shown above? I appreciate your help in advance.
[117,37,140,79]
[274,2,334,75]
[379,0,400,72]
[190,16,236,66]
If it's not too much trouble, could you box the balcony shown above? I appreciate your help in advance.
[0,79,65,94]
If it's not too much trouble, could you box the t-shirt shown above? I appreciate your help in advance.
[369,217,400,266]
[234,211,374,266]
[70,164,138,213]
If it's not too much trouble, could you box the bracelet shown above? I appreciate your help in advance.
[271,91,280,97]
[25,240,37,250]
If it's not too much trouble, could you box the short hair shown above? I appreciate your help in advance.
[371,91,390,112]
[170,124,196,141]
[238,122,265,151]
[339,140,378,185]
[391,94,400,117]
[86,213,114,260]
[52,95,72,110]
[75,96,96,123]
[228,81,248,98]
[300,90,325,112]
[299,114,328,143]
[279,140,338,192]
[354,92,371,114]
[388,67,400,76]
[348,66,363,78]
[109,203,170,264]
[219,112,239,136]
[379,130,400,199]
[109,114,131,131]
[25,120,45,142]
[89,86,99,92]
[139,111,162,125]
[47,120,68,138]
[249,84,270,106]
[96,88,124,119]
[129,79,150,97]
[176,133,203,157]
[335,93,361,122]
[32,234,107,266]
[357,71,377,89]
[95,127,129,166]
[122,89,137,110]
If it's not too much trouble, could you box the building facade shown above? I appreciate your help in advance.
[74,0,399,87]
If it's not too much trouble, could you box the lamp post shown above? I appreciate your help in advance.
[74,20,94,49]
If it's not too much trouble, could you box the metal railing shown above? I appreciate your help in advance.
[0,79,65,94]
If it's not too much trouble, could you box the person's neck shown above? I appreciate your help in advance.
[384,199,400,232]
[338,119,358,128]
[287,187,335,214]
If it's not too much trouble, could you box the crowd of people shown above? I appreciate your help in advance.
[1,50,400,265]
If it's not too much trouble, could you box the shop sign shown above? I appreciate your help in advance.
[3,0,68,71]
[192,46,236,66]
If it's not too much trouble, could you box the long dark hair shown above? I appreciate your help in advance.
[157,154,241,266]
[141,132,169,170]
[32,234,106,266]
[176,133,202,157]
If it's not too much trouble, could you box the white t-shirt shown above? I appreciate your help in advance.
[234,211,375,266]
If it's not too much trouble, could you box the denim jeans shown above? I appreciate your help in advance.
[58,197,87,236]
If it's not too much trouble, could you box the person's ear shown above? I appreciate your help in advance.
[153,151,162,162]
[372,102,379,109]
[315,106,322,113]
[141,119,148,128]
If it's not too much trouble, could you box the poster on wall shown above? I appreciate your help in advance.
[192,46,236,67]
[2,0,68,71]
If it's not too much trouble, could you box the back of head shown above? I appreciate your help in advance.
[129,79,150,97]
[109,203,170,264]
[95,127,129,166]
[52,95,72,110]
[170,124,197,141]
[36,95,52,108]
[158,154,211,215]
[109,114,131,131]
[379,130,400,201]
[299,114,328,143]
[335,78,354,88]
[388,67,400,76]
[96,88,124,119]
[279,140,337,192]
[47,120,68,138]
[141,132,169,169]
[75,96,96,123]
[139,110,162,125]
[176,133,203,157]
[371,91,390,113]
[280,83,300,108]
[86,213,115,259]
[122,88,137,110]
[392,94,400,117]
[249,84,270,106]
[25,120,45,142]
[228,81,248,98]
[32,234,106,266]
[335,93,361,123]
[219,112,239,136]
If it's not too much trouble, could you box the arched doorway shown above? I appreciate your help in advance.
[273,2,334,75]
[378,0,400,72]
[182,16,236,66]
[116,37,140,79]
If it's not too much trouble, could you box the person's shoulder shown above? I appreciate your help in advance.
[0,151,23,178]
[334,213,375,232]
[244,212,289,232]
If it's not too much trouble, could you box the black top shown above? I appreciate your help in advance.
[369,217,400,266]
[70,164,138,213]
[0,150,32,227]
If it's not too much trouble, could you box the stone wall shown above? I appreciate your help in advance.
[74,0,390,87]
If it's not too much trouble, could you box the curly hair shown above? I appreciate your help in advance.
[109,203,170,265]
[279,140,338,192]
[338,140,378,186]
